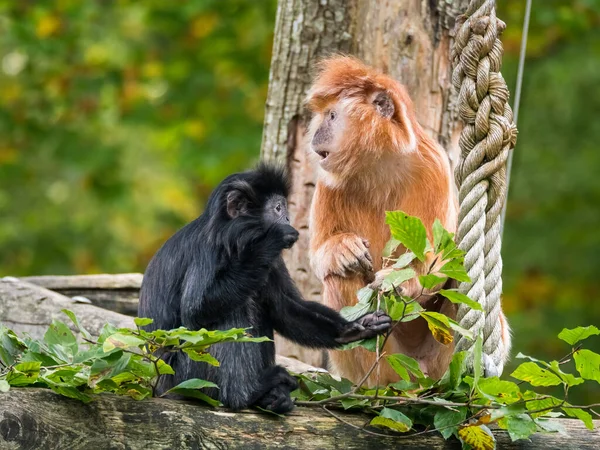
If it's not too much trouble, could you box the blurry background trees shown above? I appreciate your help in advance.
[1,0,598,402]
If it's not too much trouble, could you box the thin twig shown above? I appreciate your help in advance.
[321,406,393,438]
[558,344,582,365]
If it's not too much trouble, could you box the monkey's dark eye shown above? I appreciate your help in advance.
[329,110,336,121]
[275,203,282,213]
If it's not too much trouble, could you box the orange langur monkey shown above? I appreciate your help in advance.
[306,56,510,385]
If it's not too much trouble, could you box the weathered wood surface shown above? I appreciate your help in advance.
[22,274,143,316]
[1,388,598,450]
[261,0,468,367]
[0,277,323,375]
[0,277,135,340]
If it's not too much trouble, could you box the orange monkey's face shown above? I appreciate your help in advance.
[309,104,346,173]
[308,89,417,177]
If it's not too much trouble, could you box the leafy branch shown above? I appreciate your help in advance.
[292,212,599,448]
[0,213,598,449]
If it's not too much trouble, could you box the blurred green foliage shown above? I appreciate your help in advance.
[0,0,598,402]
[499,0,600,404]
[0,0,276,274]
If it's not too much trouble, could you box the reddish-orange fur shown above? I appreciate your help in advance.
[306,56,510,385]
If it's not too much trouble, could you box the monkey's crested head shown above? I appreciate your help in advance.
[306,56,422,180]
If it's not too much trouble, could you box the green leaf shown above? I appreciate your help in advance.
[511,362,562,386]
[370,407,413,433]
[478,377,521,404]
[458,424,496,450]
[0,327,27,366]
[419,274,447,290]
[102,333,146,352]
[385,296,405,321]
[557,325,600,345]
[447,318,475,341]
[166,378,221,407]
[434,407,467,440]
[338,337,378,352]
[393,252,416,269]
[386,354,424,381]
[473,335,483,389]
[6,362,41,386]
[134,317,154,327]
[89,351,132,386]
[340,302,372,322]
[440,239,465,261]
[498,414,537,442]
[385,211,428,262]
[562,406,594,430]
[573,349,600,383]
[44,320,79,361]
[381,268,416,292]
[432,219,446,253]
[43,368,87,387]
[118,383,153,401]
[156,359,175,375]
[183,348,220,366]
[61,309,92,341]
[524,392,563,418]
[548,360,584,387]
[439,290,483,311]
[420,311,453,345]
[382,238,401,258]
[442,351,466,390]
[439,259,471,283]
[535,418,567,435]
[0,380,10,393]
[340,398,369,410]
[47,385,93,403]
[401,299,424,320]
[356,287,376,304]
[388,380,421,392]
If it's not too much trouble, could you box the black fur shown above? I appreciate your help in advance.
[138,163,391,413]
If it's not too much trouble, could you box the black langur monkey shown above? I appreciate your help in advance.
[138,163,392,413]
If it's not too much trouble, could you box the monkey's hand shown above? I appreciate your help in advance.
[267,224,300,251]
[336,311,392,344]
[313,233,374,281]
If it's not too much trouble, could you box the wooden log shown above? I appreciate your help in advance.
[21,274,143,316]
[0,388,598,449]
[0,277,135,340]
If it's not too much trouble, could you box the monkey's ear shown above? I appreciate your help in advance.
[372,91,395,119]
[226,190,249,219]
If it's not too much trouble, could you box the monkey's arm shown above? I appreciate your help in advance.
[309,188,374,282]
[268,260,391,347]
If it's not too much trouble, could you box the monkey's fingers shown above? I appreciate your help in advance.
[348,241,373,273]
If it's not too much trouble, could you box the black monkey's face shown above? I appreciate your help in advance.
[263,194,290,226]
[264,195,299,249]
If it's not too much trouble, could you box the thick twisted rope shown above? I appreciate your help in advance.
[451,0,518,375]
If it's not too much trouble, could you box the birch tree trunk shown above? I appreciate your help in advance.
[261,0,468,367]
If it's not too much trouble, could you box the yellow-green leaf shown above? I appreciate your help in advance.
[573,349,600,383]
[385,211,428,262]
[102,333,145,352]
[557,326,600,345]
[563,406,594,430]
[510,362,562,387]
[419,274,447,290]
[420,311,453,345]
[458,424,496,450]
[370,407,413,433]
[439,289,483,311]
